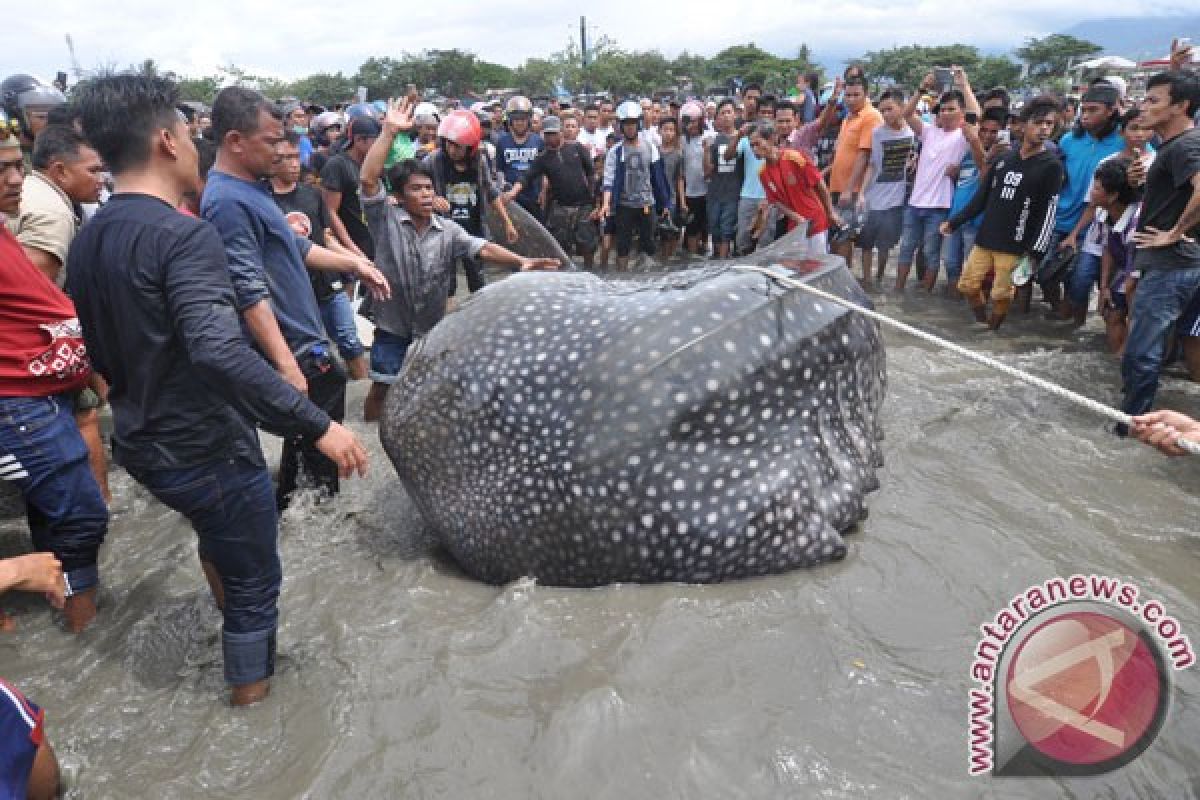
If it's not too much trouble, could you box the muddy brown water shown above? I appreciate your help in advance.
[2,279,1199,799]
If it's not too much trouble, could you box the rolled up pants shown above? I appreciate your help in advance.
[957,245,1020,315]
[131,456,280,687]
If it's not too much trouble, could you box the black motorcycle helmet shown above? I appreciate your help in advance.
[2,74,66,138]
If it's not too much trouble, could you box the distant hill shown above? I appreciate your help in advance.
[1060,15,1200,63]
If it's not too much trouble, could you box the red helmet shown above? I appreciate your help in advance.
[437,109,483,149]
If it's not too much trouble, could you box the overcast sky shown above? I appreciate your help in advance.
[15,0,1192,84]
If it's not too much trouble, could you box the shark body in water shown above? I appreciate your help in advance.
[381,224,887,586]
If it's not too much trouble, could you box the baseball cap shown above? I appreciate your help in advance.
[348,115,382,139]
[542,115,562,133]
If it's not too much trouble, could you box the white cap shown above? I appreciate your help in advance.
[1101,75,1128,99]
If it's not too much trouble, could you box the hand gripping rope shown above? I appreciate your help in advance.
[732,264,1200,457]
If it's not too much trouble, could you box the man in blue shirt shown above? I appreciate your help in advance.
[727,109,772,255]
[1036,83,1125,308]
[202,87,389,510]
[496,95,544,222]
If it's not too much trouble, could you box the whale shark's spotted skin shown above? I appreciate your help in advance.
[381,249,886,586]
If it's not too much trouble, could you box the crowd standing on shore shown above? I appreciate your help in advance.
[0,36,1198,796]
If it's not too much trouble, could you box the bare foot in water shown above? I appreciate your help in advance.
[63,587,97,633]
[231,679,271,707]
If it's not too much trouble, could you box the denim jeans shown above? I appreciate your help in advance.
[706,196,738,244]
[1121,266,1200,416]
[0,394,108,594]
[368,328,413,385]
[319,292,366,362]
[130,456,280,686]
[897,206,949,270]
[1066,251,1103,308]
[943,223,979,285]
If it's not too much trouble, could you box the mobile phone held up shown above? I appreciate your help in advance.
[933,67,953,94]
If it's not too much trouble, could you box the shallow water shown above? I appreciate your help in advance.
[2,278,1199,799]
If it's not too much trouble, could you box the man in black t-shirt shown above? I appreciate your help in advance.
[320,115,379,260]
[1121,70,1200,421]
[272,134,369,381]
[422,109,519,293]
[66,73,369,706]
[506,115,597,267]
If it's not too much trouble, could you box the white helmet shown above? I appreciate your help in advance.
[616,100,643,126]
[414,101,440,126]
[505,95,533,118]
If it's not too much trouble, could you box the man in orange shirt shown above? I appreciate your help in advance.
[828,76,883,260]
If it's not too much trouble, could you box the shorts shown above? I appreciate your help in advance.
[368,328,413,385]
[684,195,708,238]
[707,195,738,244]
[547,204,599,253]
[857,206,904,253]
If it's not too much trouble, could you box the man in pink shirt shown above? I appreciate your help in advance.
[895,67,984,291]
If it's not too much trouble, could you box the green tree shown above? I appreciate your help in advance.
[1015,34,1101,80]
[288,72,357,106]
[512,58,561,97]
[175,75,222,102]
[974,56,1022,91]
[473,60,517,92]
[354,56,414,100]
[854,44,982,91]
[588,49,673,97]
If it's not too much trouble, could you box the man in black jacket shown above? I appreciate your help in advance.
[941,96,1064,329]
[66,74,369,707]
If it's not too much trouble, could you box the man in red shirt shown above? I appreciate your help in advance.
[0,115,107,633]
[750,121,838,256]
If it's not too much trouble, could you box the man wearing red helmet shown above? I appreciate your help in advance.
[421,108,518,295]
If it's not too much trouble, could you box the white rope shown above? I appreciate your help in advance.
[732,264,1200,457]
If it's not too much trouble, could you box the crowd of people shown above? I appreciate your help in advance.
[0,37,1198,796]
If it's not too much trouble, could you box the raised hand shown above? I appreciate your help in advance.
[384,97,415,135]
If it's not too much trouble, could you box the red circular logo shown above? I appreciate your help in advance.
[1005,611,1164,766]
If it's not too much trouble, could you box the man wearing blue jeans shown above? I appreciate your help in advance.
[0,128,106,634]
[1121,71,1200,425]
[270,133,369,381]
[897,70,983,291]
[68,74,369,705]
